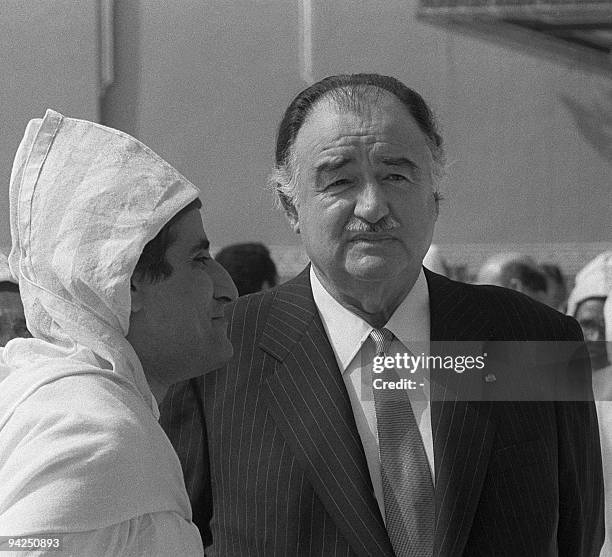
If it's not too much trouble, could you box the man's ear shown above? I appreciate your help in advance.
[287,209,300,234]
[284,201,300,234]
[130,277,145,313]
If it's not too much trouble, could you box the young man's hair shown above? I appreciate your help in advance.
[133,198,202,283]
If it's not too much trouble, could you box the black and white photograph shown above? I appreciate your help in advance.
[0,1,610,555]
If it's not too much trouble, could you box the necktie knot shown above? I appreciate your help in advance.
[369,328,394,357]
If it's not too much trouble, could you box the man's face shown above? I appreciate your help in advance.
[0,289,30,346]
[289,93,438,288]
[575,298,608,371]
[132,207,237,383]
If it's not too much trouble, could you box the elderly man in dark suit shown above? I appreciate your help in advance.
[161,74,604,556]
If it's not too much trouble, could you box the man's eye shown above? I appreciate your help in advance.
[195,255,211,265]
[327,178,351,189]
[386,174,408,182]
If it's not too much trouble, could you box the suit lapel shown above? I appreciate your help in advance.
[425,269,497,557]
[260,268,395,557]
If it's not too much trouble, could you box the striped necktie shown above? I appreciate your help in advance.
[370,328,434,557]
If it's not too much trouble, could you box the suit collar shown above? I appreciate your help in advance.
[260,267,496,358]
[310,265,430,372]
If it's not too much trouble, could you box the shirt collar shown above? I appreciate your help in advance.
[310,266,430,373]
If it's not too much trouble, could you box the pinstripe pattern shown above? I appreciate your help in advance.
[161,267,604,557]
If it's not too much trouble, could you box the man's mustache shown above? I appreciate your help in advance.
[344,216,400,233]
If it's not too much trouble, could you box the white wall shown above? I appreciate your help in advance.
[0,0,100,253]
[103,0,611,253]
[103,0,304,251]
[4,0,611,261]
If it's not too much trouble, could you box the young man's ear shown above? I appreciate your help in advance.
[130,277,145,313]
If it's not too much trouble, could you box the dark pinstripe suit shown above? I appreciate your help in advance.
[161,268,604,556]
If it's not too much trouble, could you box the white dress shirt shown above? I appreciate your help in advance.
[310,266,434,521]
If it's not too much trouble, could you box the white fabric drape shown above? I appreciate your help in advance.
[0,109,201,554]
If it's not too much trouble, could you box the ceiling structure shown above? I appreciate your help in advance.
[418,0,612,68]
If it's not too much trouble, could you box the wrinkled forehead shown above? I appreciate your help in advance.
[303,87,412,130]
[293,88,431,166]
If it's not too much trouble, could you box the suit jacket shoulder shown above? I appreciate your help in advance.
[424,269,582,342]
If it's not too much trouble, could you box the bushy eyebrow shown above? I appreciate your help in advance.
[189,238,210,255]
[315,156,352,174]
[377,156,418,170]
[316,155,419,174]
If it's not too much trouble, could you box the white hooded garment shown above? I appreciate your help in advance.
[0,110,203,555]
[566,251,612,399]
[567,252,612,556]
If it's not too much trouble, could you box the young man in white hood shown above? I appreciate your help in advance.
[0,110,236,555]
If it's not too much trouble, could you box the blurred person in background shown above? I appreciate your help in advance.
[0,110,236,555]
[604,295,612,397]
[476,252,549,304]
[541,262,568,312]
[567,252,612,381]
[567,252,612,556]
[215,242,277,296]
[0,251,30,348]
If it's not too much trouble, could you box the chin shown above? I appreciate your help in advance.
[345,257,409,282]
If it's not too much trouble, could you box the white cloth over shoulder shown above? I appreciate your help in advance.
[0,110,202,555]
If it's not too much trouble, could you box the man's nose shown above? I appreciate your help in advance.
[353,180,389,223]
[211,260,238,302]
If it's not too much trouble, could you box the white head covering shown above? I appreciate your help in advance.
[0,109,200,534]
[566,252,612,317]
[0,252,15,284]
